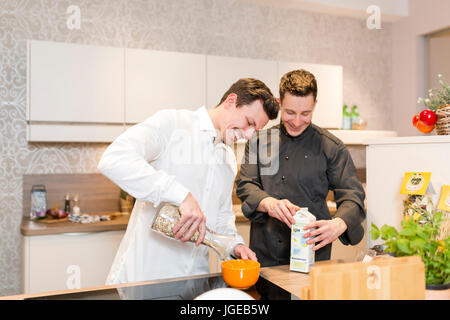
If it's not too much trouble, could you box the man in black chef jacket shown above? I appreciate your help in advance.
[235,69,366,267]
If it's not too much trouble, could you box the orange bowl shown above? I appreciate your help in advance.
[221,259,260,289]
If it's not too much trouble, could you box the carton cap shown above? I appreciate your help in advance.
[294,207,316,223]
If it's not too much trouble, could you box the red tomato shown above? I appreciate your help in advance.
[412,114,419,127]
[416,120,435,133]
[419,109,437,126]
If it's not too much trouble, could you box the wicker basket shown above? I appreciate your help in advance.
[435,105,450,135]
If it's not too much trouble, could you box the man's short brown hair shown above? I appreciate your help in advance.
[218,78,279,120]
[279,69,317,102]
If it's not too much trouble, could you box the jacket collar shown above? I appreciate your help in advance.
[280,122,312,140]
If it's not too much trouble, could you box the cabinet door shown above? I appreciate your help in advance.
[278,62,343,129]
[23,231,124,294]
[29,40,124,123]
[125,49,206,123]
[206,55,279,108]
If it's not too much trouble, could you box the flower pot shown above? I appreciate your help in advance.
[435,105,450,135]
[425,282,450,300]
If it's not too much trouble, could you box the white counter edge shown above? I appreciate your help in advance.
[365,134,450,145]
[328,130,398,145]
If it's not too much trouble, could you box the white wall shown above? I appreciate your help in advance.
[391,0,450,136]
[428,30,450,90]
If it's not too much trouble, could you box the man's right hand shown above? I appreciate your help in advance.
[172,192,206,246]
[257,197,300,228]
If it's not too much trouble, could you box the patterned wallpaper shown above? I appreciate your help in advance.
[0,0,392,296]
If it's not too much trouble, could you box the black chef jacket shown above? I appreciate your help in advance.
[236,123,366,267]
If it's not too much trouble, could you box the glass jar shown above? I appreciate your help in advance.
[151,203,237,261]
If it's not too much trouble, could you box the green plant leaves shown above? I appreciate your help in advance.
[381,224,398,240]
[400,228,416,237]
[370,223,380,240]
[410,238,426,251]
[397,239,412,255]
[370,211,450,285]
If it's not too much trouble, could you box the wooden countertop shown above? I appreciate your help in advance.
[20,214,130,236]
[260,264,310,298]
[1,264,311,300]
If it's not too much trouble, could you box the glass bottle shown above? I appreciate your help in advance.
[64,194,71,213]
[342,104,352,130]
[151,203,237,261]
[72,194,81,214]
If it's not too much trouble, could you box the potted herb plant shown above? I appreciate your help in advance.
[370,210,449,299]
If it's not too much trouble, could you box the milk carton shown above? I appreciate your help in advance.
[290,208,316,273]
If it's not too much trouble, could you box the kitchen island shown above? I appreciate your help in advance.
[3,264,310,300]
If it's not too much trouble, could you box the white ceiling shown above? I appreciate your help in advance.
[243,0,409,22]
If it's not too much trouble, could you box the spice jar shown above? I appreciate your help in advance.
[151,203,237,261]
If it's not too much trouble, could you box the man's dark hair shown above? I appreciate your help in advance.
[279,69,317,102]
[218,78,279,120]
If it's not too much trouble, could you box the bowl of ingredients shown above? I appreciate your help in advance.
[221,259,260,289]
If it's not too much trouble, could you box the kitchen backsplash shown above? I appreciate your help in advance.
[0,0,391,296]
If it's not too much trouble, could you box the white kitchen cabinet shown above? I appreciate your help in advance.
[22,230,124,294]
[277,61,343,129]
[125,49,206,123]
[27,123,125,143]
[27,40,125,142]
[28,40,124,123]
[26,40,344,142]
[206,55,279,109]
[366,135,450,249]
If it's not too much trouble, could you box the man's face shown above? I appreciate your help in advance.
[221,95,269,145]
[280,92,316,137]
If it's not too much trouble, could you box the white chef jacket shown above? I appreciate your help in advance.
[97,106,245,284]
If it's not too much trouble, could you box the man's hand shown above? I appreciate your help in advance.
[258,197,300,228]
[233,244,258,261]
[302,217,348,251]
[172,192,206,246]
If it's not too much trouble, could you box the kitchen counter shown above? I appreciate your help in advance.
[2,264,311,300]
[22,209,247,236]
[20,214,130,236]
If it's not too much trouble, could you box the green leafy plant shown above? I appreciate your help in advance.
[370,210,450,285]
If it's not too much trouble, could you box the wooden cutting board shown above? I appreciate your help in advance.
[301,255,425,300]
[34,212,124,224]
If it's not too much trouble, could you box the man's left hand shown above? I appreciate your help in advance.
[233,244,258,261]
[302,218,348,251]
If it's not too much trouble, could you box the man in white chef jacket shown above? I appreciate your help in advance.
[98,78,279,284]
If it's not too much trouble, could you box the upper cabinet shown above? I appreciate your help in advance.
[278,61,343,129]
[206,55,279,108]
[27,40,125,142]
[28,40,124,123]
[27,40,345,142]
[125,49,206,124]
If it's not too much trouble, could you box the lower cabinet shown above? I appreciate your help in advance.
[22,230,124,294]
